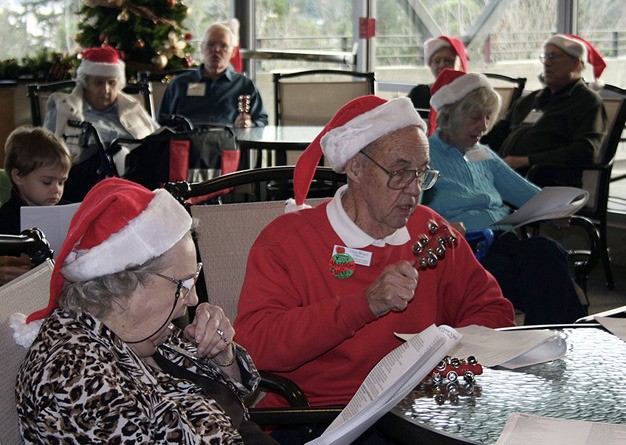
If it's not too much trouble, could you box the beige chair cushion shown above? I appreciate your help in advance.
[0,260,54,445]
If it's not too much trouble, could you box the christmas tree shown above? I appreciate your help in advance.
[75,0,196,79]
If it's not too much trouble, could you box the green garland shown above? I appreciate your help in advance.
[0,49,78,81]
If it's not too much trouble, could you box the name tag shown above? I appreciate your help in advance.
[333,245,372,267]
[522,109,543,124]
[464,146,490,162]
[187,83,206,97]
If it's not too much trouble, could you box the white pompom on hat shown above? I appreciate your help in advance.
[428,69,494,135]
[285,96,426,212]
[423,36,469,72]
[77,46,126,80]
[12,177,192,347]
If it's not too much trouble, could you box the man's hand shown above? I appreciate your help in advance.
[234,112,252,128]
[503,155,529,170]
[0,255,33,286]
[366,261,419,317]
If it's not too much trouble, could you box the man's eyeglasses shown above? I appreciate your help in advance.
[154,262,203,301]
[431,56,456,66]
[359,151,440,190]
[539,52,565,63]
[205,41,231,51]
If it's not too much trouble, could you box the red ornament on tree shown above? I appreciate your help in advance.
[167,0,177,7]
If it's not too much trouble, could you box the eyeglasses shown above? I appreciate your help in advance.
[154,262,203,301]
[204,41,231,51]
[125,262,203,344]
[359,151,440,190]
[539,52,565,63]
[430,56,456,66]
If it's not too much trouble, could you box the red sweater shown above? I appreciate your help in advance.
[234,202,514,407]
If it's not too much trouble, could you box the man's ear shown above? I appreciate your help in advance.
[344,153,365,183]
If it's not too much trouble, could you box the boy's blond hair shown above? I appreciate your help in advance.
[4,126,72,186]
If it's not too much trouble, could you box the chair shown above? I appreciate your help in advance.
[483,73,527,121]
[274,69,376,126]
[27,80,154,126]
[165,165,347,204]
[165,167,347,441]
[0,257,54,445]
[137,69,195,116]
[527,87,626,290]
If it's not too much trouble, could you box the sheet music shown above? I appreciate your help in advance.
[21,203,80,258]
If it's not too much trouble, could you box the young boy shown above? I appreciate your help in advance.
[0,126,72,285]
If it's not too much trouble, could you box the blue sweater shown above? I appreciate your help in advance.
[424,130,540,231]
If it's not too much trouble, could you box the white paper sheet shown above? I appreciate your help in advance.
[20,203,80,258]
[496,413,626,445]
[494,186,588,228]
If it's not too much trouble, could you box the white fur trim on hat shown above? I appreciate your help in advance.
[430,72,493,111]
[61,189,192,282]
[424,37,451,64]
[77,58,125,79]
[544,35,586,60]
[285,198,312,212]
[321,97,426,173]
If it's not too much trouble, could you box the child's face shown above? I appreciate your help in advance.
[11,164,69,206]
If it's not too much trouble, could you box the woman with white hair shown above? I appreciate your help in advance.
[423,68,587,325]
[44,46,157,143]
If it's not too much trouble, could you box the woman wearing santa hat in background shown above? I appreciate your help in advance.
[408,35,469,118]
[43,46,158,202]
[423,68,587,326]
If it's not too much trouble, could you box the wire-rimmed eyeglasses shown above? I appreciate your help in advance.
[539,52,565,63]
[125,262,203,344]
[359,151,440,190]
[154,262,203,301]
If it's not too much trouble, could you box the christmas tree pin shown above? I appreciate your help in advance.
[329,247,356,279]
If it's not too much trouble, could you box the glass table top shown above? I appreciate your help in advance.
[390,327,626,444]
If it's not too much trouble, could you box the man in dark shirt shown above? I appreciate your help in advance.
[158,22,268,127]
[483,34,607,187]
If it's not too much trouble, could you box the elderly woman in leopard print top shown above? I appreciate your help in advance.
[13,178,277,444]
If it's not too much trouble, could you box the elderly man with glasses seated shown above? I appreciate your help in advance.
[158,21,268,128]
[234,95,515,442]
[482,34,607,188]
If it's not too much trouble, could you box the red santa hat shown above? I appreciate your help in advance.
[286,96,426,212]
[543,34,606,87]
[77,46,126,80]
[424,36,469,73]
[428,69,493,135]
[12,178,192,347]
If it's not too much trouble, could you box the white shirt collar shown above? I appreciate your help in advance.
[326,185,411,248]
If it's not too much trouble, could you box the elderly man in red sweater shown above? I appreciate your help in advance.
[234,95,515,415]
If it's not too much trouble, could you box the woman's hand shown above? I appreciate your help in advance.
[234,112,252,128]
[184,303,235,363]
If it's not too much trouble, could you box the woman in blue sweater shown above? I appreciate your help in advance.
[423,69,586,325]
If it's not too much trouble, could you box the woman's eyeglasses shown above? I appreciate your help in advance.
[154,262,203,301]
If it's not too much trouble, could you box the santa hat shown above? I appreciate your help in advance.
[424,36,469,73]
[543,34,606,87]
[286,96,426,212]
[428,69,493,135]
[77,46,126,80]
[12,178,191,348]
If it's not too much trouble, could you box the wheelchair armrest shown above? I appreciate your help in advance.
[248,405,343,427]
[0,229,54,264]
[259,370,311,407]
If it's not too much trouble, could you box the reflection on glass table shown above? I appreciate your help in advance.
[380,327,626,445]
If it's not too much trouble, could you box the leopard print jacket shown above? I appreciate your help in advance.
[16,309,261,444]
